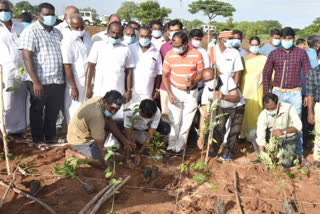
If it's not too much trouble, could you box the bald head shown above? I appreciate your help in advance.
[64,6,79,21]
[69,14,84,31]
[202,68,214,82]
[108,14,121,25]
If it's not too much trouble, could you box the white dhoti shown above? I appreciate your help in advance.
[167,86,198,152]
[64,83,86,124]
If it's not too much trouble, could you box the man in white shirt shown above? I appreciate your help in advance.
[124,99,170,167]
[201,68,245,161]
[91,14,121,43]
[61,14,92,124]
[55,5,78,35]
[232,29,248,57]
[150,20,166,50]
[122,26,136,45]
[129,26,162,105]
[0,0,28,134]
[86,21,135,119]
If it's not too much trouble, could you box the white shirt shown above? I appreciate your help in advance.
[215,44,244,76]
[201,74,245,108]
[91,31,108,43]
[129,42,162,96]
[55,20,69,35]
[88,41,135,96]
[0,21,24,80]
[124,107,161,130]
[197,47,210,68]
[151,36,166,50]
[61,31,92,87]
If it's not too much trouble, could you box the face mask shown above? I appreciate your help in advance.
[109,37,121,45]
[134,29,139,36]
[152,30,162,38]
[281,40,294,50]
[191,39,201,48]
[318,60,320,64]
[71,29,85,38]
[123,35,135,45]
[22,22,30,28]
[267,109,277,117]
[224,39,233,48]
[232,39,241,48]
[249,46,260,54]
[211,38,217,44]
[139,38,151,47]
[205,79,218,90]
[41,15,56,27]
[169,31,176,40]
[0,11,11,22]
[173,46,185,54]
[272,39,281,46]
[104,109,113,118]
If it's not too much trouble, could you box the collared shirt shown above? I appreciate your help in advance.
[124,106,161,130]
[259,44,277,57]
[189,44,210,69]
[55,20,69,35]
[61,31,92,87]
[263,46,311,94]
[256,102,302,146]
[302,48,319,95]
[0,20,24,79]
[160,40,173,61]
[88,40,135,96]
[163,46,204,90]
[215,44,244,76]
[151,36,166,50]
[67,97,105,145]
[19,21,64,85]
[129,42,162,96]
[91,31,108,43]
[306,65,320,102]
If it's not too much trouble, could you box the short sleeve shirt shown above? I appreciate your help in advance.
[215,44,244,76]
[67,97,105,145]
[124,107,161,130]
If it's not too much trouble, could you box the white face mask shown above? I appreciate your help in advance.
[71,29,85,38]
[191,39,201,48]
[152,30,162,38]
[205,79,218,90]
[169,31,176,40]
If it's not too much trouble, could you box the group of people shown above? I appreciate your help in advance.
[1,1,320,170]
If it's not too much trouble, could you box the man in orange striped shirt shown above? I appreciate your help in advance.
[162,32,204,153]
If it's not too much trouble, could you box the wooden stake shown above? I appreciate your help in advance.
[88,176,131,214]
[0,180,56,214]
[0,167,18,208]
[234,171,244,214]
[0,65,10,175]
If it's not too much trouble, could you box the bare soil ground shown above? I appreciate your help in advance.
[0,137,320,214]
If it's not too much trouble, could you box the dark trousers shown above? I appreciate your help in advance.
[26,81,65,143]
[302,96,314,147]
[210,105,245,157]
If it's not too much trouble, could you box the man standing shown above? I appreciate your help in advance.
[86,21,135,119]
[150,20,165,50]
[232,29,248,57]
[129,26,162,104]
[122,26,136,45]
[55,6,79,34]
[259,29,281,57]
[263,27,311,165]
[128,21,140,37]
[61,14,92,124]
[189,29,210,68]
[20,3,65,148]
[159,19,183,120]
[0,0,28,134]
[162,32,204,153]
[91,14,121,42]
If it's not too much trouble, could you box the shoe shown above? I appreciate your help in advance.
[220,155,233,161]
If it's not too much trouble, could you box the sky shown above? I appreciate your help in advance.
[11,0,320,29]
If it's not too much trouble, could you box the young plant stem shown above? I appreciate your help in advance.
[0,167,18,207]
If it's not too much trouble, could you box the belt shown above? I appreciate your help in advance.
[273,87,301,92]
[172,84,197,92]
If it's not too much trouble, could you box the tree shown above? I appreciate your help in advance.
[133,1,171,25]
[182,19,205,30]
[12,1,36,18]
[117,1,138,21]
[189,0,235,24]
[79,7,99,21]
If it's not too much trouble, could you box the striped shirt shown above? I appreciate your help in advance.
[163,47,204,90]
[19,21,64,85]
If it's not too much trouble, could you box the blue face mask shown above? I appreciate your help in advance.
[224,39,233,48]
[109,37,121,45]
[0,11,11,22]
[173,46,185,54]
[152,30,162,38]
[272,39,281,46]
[139,38,151,47]
[123,35,135,45]
[22,22,30,28]
[249,45,260,54]
[104,109,113,118]
[267,109,277,117]
[281,39,293,50]
[232,39,241,48]
[42,15,56,27]
[135,29,139,36]
[211,38,217,44]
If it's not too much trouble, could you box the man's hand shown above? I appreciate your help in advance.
[124,139,136,151]
[168,92,176,104]
[303,97,308,107]
[124,91,132,103]
[308,112,315,125]
[135,154,142,165]
[272,129,284,137]
[33,82,43,97]
[86,86,93,99]
[71,87,79,101]
[153,90,160,100]
[213,91,224,100]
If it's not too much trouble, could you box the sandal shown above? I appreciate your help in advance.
[301,159,312,167]
[35,143,51,151]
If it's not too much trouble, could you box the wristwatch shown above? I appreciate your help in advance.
[155,88,160,93]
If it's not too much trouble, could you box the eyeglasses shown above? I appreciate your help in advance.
[0,9,10,12]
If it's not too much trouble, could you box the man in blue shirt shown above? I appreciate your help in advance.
[259,29,281,57]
